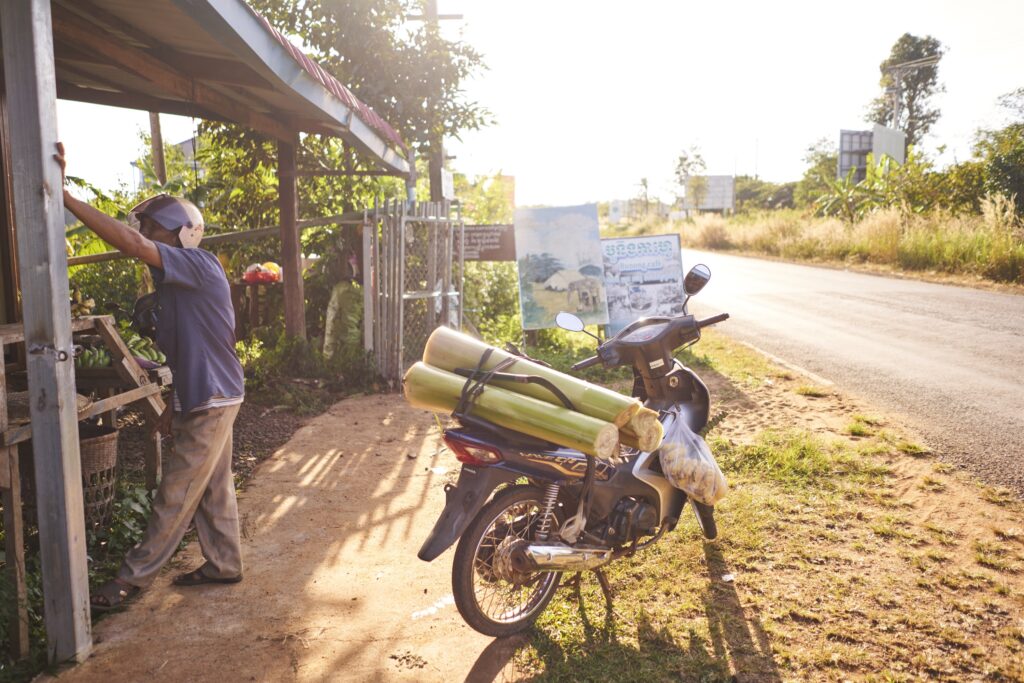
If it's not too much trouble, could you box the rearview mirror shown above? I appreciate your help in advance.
[683,264,711,296]
[555,311,585,332]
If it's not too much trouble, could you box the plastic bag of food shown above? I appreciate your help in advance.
[658,408,728,505]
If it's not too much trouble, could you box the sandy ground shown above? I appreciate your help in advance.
[47,394,501,682]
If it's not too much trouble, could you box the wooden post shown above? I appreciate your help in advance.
[0,348,29,659]
[148,111,166,186]
[1,446,29,659]
[277,134,306,339]
[0,0,92,663]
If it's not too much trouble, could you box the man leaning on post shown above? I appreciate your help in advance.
[55,143,246,610]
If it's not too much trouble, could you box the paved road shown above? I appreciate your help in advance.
[682,249,1024,494]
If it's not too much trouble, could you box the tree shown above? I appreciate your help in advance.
[976,124,1024,212]
[674,146,706,212]
[252,0,491,166]
[867,33,945,147]
[735,176,795,212]
[794,138,838,208]
[997,87,1024,121]
[636,177,650,216]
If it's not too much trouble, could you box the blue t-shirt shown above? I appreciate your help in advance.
[152,243,244,413]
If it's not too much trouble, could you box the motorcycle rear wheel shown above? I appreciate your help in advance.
[452,485,562,637]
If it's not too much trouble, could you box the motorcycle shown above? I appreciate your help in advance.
[417,263,729,636]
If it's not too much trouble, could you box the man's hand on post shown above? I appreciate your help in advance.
[154,404,174,437]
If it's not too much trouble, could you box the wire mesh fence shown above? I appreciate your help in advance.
[364,199,463,386]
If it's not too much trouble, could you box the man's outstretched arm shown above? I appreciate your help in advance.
[56,143,162,269]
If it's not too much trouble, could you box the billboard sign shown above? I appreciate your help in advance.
[872,124,906,165]
[682,176,735,212]
[463,224,516,261]
[515,204,609,330]
[601,234,684,336]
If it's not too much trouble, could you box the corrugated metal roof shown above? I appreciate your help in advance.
[51,0,409,173]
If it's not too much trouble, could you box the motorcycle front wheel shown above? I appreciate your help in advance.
[451,485,562,637]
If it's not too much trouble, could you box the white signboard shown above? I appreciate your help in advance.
[515,204,609,330]
[441,169,455,200]
[601,234,684,336]
[608,200,623,224]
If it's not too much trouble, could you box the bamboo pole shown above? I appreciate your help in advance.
[404,362,619,459]
[621,407,664,452]
[423,327,641,427]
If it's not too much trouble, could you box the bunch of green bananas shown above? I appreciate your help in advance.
[126,334,167,365]
[75,346,111,369]
[70,287,96,318]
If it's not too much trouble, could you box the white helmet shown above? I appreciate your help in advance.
[127,194,205,248]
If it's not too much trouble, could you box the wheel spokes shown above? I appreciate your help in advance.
[471,499,557,623]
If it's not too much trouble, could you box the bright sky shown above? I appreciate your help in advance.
[57,0,1024,207]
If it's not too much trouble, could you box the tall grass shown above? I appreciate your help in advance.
[681,196,1024,284]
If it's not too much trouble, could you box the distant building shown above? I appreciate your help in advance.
[838,124,906,182]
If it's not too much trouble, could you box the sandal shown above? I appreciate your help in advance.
[173,568,243,587]
[90,578,140,612]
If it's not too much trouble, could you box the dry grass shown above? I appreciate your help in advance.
[511,333,1024,682]
[678,197,1024,284]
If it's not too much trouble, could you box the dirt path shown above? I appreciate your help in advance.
[48,394,499,682]
[43,345,1024,681]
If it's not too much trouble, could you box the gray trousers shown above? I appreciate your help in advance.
[119,403,243,587]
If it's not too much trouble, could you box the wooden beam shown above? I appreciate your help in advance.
[296,169,404,178]
[66,213,367,266]
[75,383,161,422]
[51,10,295,141]
[92,317,164,422]
[56,81,221,121]
[278,135,306,338]
[0,0,92,663]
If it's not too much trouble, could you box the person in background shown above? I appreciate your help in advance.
[56,143,246,610]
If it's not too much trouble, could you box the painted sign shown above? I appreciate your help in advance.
[515,204,609,330]
[463,224,516,261]
[601,234,684,335]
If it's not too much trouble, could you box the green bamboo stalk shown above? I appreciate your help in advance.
[404,362,620,459]
[423,326,641,427]
[621,407,665,452]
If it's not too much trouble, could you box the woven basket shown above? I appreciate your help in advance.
[20,424,119,528]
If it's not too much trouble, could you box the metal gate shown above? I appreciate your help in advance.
[363,199,464,386]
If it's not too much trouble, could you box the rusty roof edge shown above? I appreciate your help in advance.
[171,0,409,174]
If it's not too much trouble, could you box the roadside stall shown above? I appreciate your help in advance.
[0,0,409,665]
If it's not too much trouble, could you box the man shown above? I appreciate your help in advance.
[56,144,246,610]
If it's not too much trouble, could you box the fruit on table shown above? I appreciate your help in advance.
[125,333,167,365]
[70,287,96,317]
[75,346,111,369]
[242,262,281,283]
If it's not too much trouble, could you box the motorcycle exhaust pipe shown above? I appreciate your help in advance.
[510,544,613,573]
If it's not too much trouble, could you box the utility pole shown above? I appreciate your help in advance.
[883,54,941,131]
[408,0,462,202]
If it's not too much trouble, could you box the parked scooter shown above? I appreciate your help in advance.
[418,264,728,636]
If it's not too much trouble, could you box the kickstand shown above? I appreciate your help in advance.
[593,568,614,604]
[562,572,582,590]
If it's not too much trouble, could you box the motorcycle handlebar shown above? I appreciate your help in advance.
[696,313,730,328]
[571,355,602,371]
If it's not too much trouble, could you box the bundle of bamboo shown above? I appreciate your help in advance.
[404,362,620,459]
[404,327,666,459]
[423,327,641,427]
